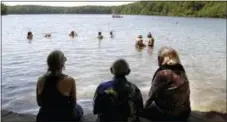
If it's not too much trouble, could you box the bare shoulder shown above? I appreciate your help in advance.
[37,76,45,86]
[64,76,76,85]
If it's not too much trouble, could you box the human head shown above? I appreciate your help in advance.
[47,50,67,73]
[158,47,181,66]
[98,32,102,36]
[138,35,142,38]
[148,32,152,36]
[27,31,33,39]
[110,31,113,35]
[28,31,32,36]
[110,59,131,77]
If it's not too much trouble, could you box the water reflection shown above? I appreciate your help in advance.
[98,39,102,48]
[27,39,32,44]
[135,46,145,52]
[147,47,154,55]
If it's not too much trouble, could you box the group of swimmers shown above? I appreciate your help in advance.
[36,47,191,122]
[135,32,155,48]
[27,31,114,40]
[27,30,155,49]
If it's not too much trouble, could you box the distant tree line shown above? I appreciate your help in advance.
[116,1,227,18]
[2,1,226,18]
[6,5,113,14]
[1,3,7,15]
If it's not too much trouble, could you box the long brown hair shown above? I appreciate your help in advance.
[47,50,66,75]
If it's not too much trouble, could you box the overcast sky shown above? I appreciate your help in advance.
[3,2,135,7]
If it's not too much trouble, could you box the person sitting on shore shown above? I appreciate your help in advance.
[143,47,191,121]
[44,33,51,38]
[147,32,152,38]
[93,59,144,122]
[147,37,154,47]
[36,50,83,122]
[135,35,146,47]
[98,32,103,39]
[27,31,33,40]
[110,31,114,38]
[69,31,77,37]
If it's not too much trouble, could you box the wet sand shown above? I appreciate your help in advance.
[2,110,227,122]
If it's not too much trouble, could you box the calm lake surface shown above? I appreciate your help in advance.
[2,15,226,115]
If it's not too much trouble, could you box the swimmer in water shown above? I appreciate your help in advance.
[44,33,51,38]
[27,31,33,40]
[135,35,146,47]
[69,31,77,37]
[98,32,103,39]
[110,31,114,38]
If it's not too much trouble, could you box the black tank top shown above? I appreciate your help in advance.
[36,73,75,122]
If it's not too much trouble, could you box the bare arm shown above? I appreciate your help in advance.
[36,77,44,106]
[70,78,77,104]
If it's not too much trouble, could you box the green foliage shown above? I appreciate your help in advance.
[1,3,7,15]
[115,1,226,18]
[7,5,112,14]
[4,1,227,18]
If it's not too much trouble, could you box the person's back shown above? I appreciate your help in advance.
[93,59,144,122]
[37,73,75,122]
[36,50,83,122]
[151,64,190,116]
[144,47,191,121]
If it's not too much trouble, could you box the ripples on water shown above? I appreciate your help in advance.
[2,15,226,114]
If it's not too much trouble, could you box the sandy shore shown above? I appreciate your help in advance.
[1,109,227,122]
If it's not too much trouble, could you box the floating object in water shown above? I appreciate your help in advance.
[112,15,123,18]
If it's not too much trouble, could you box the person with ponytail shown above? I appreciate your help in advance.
[143,47,191,121]
[36,50,83,122]
[93,59,144,122]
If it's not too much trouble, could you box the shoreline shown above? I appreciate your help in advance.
[2,109,227,122]
[2,14,226,19]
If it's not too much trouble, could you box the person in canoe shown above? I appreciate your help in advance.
[98,32,103,39]
[27,31,33,40]
[135,35,146,48]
